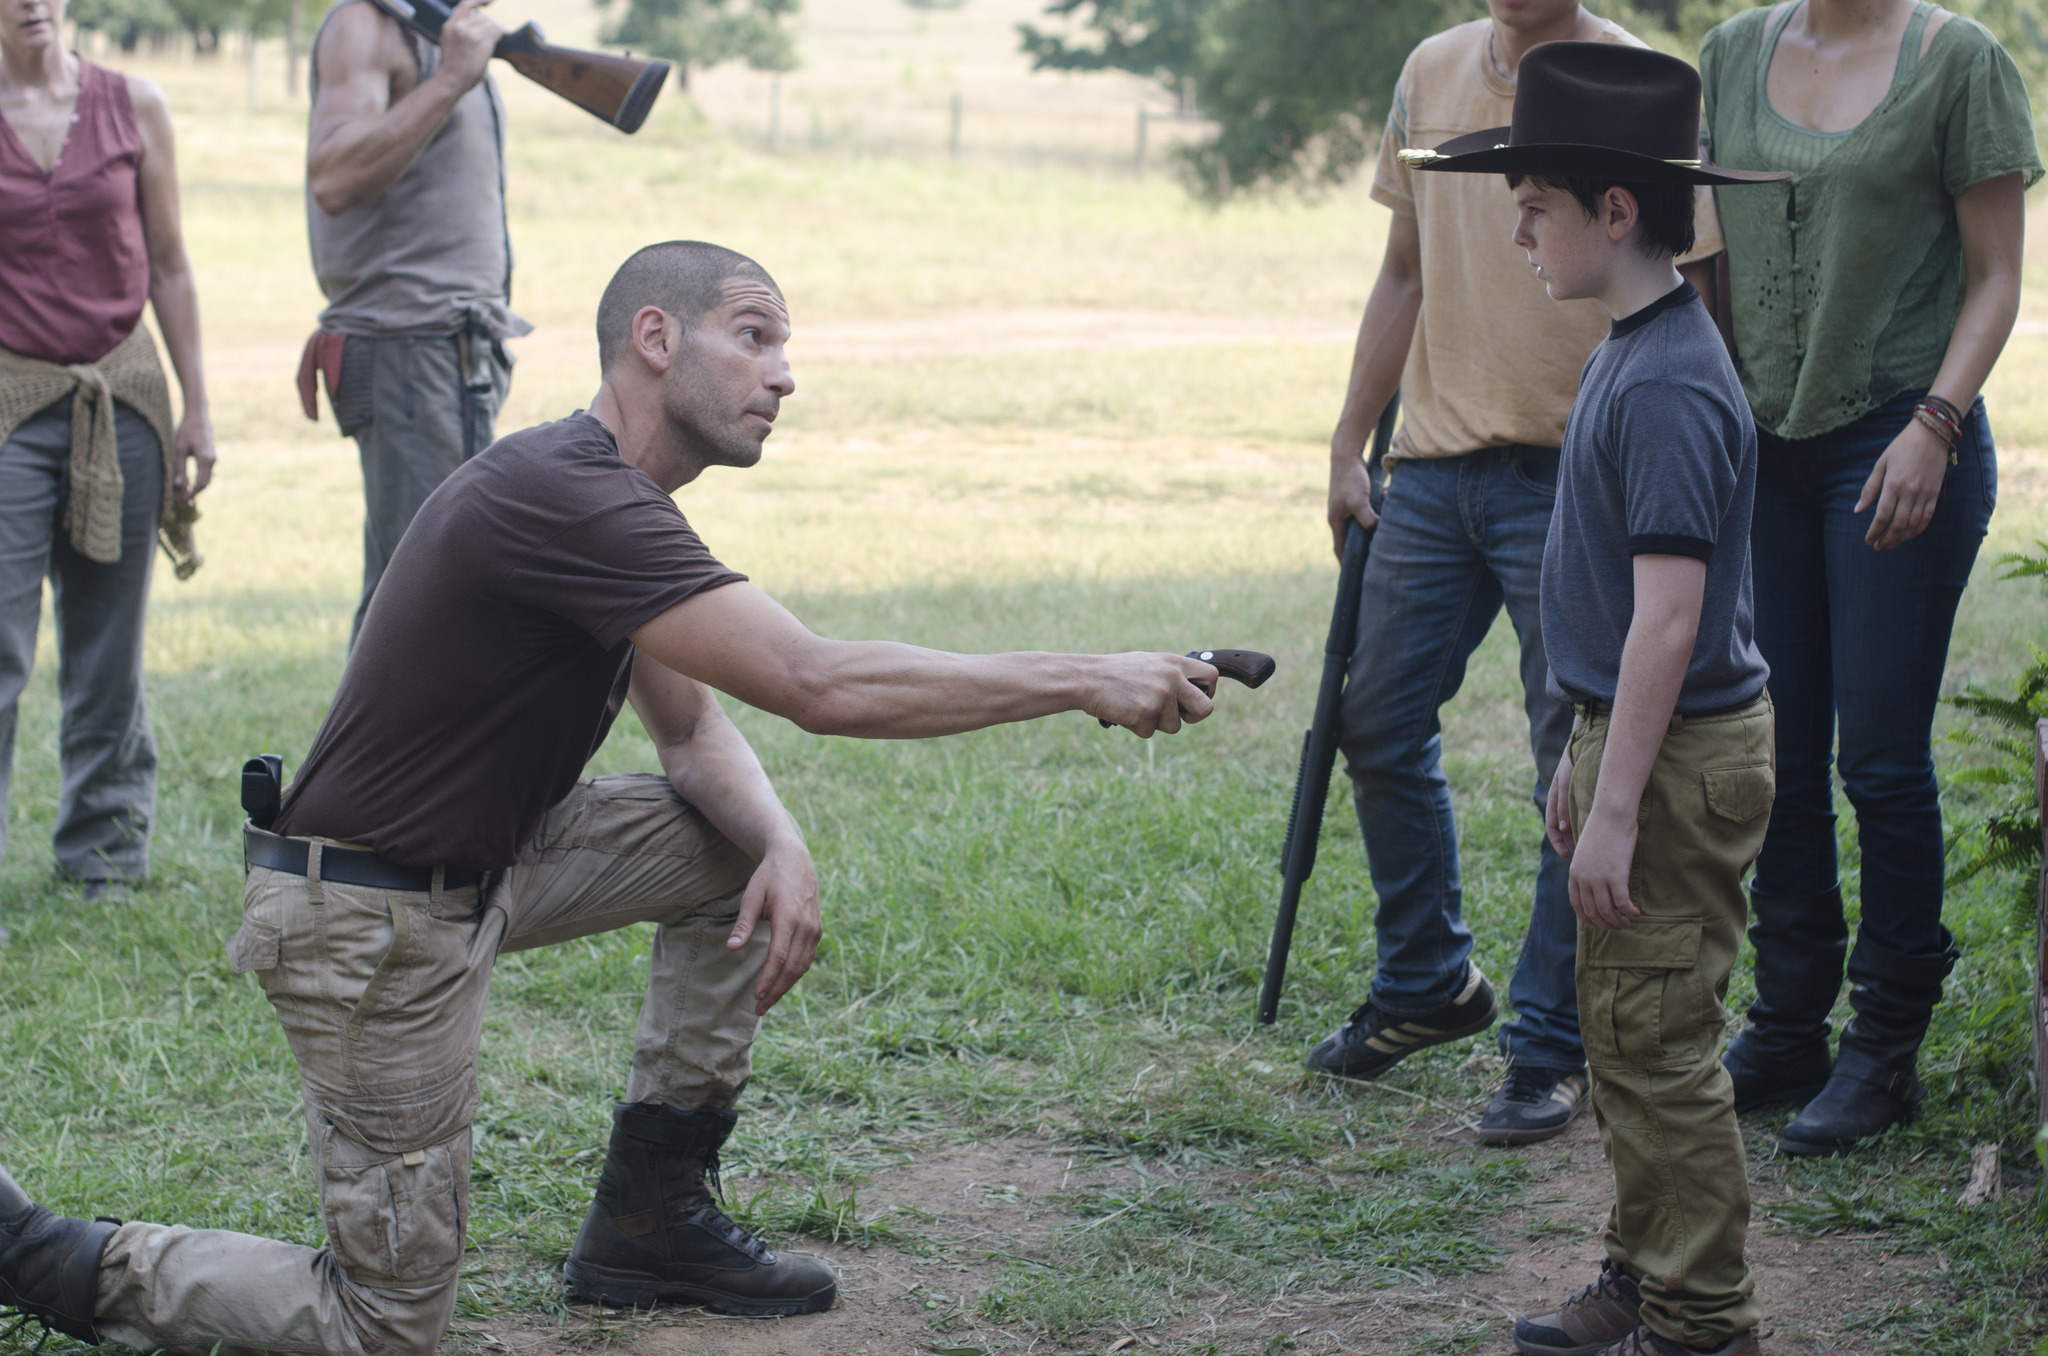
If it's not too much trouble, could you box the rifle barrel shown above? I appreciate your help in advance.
[1256,395,1398,1025]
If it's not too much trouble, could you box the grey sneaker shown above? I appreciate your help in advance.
[1307,965,1498,1082]
[1479,1065,1590,1145]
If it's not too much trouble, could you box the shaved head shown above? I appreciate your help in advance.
[596,241,782,373]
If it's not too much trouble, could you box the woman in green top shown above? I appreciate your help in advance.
[1700,0,2039,1157]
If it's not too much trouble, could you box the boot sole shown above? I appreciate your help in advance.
[563,1259,836,1317]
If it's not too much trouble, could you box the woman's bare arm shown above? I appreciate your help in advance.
[128,74,213,500]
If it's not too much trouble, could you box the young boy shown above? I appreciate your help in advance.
[1405,43,1788,1356]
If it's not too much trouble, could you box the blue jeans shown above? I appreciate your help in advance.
[1334,447,1582,1071]
[1750,392,1996,956]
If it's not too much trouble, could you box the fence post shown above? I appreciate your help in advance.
[2034,720,2046,1127]
[949,91,963,159]
[1135,105,1148,173]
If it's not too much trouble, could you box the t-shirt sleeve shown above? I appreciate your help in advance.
[1940,28,2045,198]
[506,495,747,650]
[1611,379,1742,562]
[1369,58,1419,215]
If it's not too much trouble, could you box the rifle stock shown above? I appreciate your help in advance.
[1256,394,1399,1025]
[493,23,670,134]
[371,0,671,134]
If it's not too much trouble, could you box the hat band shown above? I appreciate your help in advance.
[1397,147,1703,169]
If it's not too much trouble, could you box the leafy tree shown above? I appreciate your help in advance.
[1018,0,1208,111]
[69,0,181,50]
[597,0,799,89]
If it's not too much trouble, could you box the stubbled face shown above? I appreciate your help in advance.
[661,278,794,471]
[1487,0,1582,35]
[1511,179,1616,303]
[0,0,65,55]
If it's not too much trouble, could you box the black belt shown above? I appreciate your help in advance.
[1576,694,1763,720]
[243,826,482,892]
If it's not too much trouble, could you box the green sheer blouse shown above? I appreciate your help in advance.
[1700,4,2042,440]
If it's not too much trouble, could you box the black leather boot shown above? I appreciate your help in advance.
[564,1102,836,1316]
[1778,927,1959,1157]
[1721,889,1846,1112]
[0,1165,118,1343]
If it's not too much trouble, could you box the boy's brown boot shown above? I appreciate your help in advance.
[1593,1325,1762,1355]
[1513,1259,1642,1355]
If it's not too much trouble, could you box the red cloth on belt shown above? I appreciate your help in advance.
[297,330,347,421]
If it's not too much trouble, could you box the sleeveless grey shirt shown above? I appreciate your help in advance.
[306,0,531,339]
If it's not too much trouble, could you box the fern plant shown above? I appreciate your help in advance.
[1942,544,2048,927]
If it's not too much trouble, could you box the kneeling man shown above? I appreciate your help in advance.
[0,242,1225,1356]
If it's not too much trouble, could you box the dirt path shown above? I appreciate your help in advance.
[465,1116,1918,1356]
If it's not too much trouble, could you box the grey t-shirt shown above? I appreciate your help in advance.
[1541,281,1769,714]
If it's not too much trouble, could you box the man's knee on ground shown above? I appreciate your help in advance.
[315,1123,470,1356]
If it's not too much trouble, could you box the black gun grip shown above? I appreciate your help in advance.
[242,755,284,831]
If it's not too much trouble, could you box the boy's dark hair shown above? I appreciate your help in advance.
[1506,174,1696,259]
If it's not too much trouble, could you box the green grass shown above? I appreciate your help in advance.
[4,12,2048,1353]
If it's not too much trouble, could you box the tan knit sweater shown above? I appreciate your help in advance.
[0,326,200,579]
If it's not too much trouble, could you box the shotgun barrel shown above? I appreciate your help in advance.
[1255,394,1399,1025]
[372,0,671,134]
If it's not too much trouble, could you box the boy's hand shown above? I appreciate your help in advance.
[1568,802,1641,931]
[1545,745,1576,858]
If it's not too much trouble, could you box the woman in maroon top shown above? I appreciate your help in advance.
[0,0,212,939]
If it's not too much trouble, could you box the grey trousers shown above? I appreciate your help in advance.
[95,775,764,1356]
[332,332,511,645]
[0,400,161,884]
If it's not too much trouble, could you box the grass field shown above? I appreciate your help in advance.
[3,3,2048,1352]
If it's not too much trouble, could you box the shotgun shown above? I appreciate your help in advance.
[373,0,671,134]
[1256,394,1399,1025]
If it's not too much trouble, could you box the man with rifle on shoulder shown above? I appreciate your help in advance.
[297,0,527,644]
[1304,0,1723,1145]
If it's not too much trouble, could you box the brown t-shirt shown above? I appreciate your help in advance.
[274,412,746,869]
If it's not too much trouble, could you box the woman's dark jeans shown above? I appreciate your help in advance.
[1750,391,1996,956]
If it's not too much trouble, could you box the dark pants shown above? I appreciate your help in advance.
[1749,391,1996,955]
[0,400,162,885]
[333,331,511,645]
[1335,446,1581,1071]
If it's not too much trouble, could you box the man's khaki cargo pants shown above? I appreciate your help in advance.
[1567,697,1775,1350]
[90,774,763,1356]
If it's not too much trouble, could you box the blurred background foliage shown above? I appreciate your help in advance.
[1019,0,2048,197]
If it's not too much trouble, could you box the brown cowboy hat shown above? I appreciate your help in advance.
[1398,42,1788,186]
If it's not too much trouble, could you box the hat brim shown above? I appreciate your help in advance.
[1407,127,1791,186]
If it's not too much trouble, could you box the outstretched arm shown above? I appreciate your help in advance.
[629,581,1220,739]
[629,656,818,1015]
[129,76,213,500]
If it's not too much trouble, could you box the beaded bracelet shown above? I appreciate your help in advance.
[1921,393,1967,429]
[1913,405,1960,462]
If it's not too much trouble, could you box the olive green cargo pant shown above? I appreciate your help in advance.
[91,774,763,1356]
[1567,697,1774,1348]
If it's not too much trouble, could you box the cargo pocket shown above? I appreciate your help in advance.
[1580,918,1705,1071]
[316,1121,470,1287]
[1701,763,1774,824]
[226,889,287,974]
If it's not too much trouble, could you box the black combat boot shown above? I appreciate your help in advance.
[1778,927,1959,1157]
[0,1165,118,1343]
[1721,889,1846,1112]
[564,1102,836,1316]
